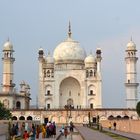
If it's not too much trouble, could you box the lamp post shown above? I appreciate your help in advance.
[64,105,73,126]
[97,115,100,130]
[88,112,91,126]
[64,105,69,126]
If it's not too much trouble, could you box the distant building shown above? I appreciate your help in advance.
[38,23,102,109]
[0,40,30,109]
[125,38,139,108]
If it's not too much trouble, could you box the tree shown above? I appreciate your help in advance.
[136,101,140,117]
[0,102,12,120]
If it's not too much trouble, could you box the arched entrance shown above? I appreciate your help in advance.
[12,116,17,120]
[27,116,33,120]
[67,98,73,106]
[45,98,52,109]
[59,77,81,108]
[19,116,25,120]
[88,98,94,109]
[16,101,21,109]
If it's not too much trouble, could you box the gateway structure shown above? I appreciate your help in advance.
[38,23,102,109]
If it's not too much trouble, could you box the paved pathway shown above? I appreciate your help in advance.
[76,126,115,140]
[0,123,8,140]
[58,128,83,140]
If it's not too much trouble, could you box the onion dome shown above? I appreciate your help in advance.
[3,39,13,51]
[127,38,136,51]
[53,22,86,62]
[85,54,96,63]
[20,80,26,85]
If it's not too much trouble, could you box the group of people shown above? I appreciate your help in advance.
[10,121,56,140]
[60,121,74,138]
[108,121,117,130]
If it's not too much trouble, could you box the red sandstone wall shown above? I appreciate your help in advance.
[100,120,140,134]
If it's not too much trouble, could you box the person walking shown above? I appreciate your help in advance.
[108,122,112,130]
[30,125,36,140]
[64,126,68,138]
[113,121,117,130]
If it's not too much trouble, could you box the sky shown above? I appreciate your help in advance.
[0,0,140,108]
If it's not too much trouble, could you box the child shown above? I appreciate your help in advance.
[23,130,29,140]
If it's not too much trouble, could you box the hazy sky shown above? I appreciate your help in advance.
[0,0,140,108]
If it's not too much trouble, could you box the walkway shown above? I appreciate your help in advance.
[58,128,83,140]
[76,126,115,140]
[0,123,8,140]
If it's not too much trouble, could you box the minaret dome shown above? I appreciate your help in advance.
[3,40,14,51]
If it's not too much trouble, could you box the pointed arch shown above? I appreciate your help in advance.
[45,98,52,109]
[59,77,81,108]
[88,98,94,109]
[27,116,33,120]
[12,116,17,120]
[19,116,25,120]
[16,101,21,109]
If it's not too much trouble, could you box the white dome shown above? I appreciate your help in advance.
[46,53,54,63]
[127,40,136,51]
[39,47,43,51]
[53,37,86,62]
[3,40,13,51]
[85,54,96,63]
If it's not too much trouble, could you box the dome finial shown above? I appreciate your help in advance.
[7,37,9,42]
[68,21,72,38]
[90,50,92,55]
[48,51,50,55]
[130,36,133,41]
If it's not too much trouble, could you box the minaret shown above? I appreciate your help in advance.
[2,39,15,92]
[96,48,102,79]
[96,48,102,108]
[38,48,44,108]
[125,38,139,108]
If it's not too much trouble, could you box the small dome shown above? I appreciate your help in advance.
[85,54,96,63]
[26,84,30,89]
[3,40,13,51]
[46,53,54,63]
[53,37,86,62]
[20,80,26,85]
[127,40,136,51]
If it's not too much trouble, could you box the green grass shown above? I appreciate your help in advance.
[102,130,129,140]
[89,126,129,140]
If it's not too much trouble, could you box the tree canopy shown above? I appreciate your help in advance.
[136,101,140,117]
[0,102,12,120]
